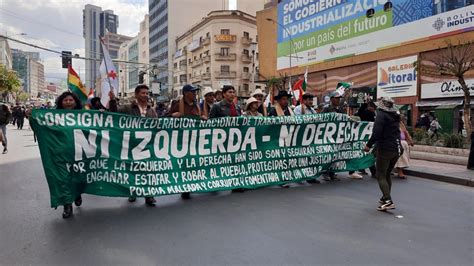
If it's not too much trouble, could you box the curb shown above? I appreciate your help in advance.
[404,169,474,187]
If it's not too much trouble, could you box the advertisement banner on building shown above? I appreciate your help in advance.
[421,79,474,99]
[276,1,474,70]
[377,55,417,98]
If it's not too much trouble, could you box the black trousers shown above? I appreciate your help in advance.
[468,133,474,170]
[376,149,400,201]
[17,118,24,129]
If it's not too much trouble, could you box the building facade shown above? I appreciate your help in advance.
[148,0,265,95]
[118,15,149,97]
[257,1,474,133]
[28,58,44,99]
[0,38,12,69]
[11,49,44,99]
[172,10,260,98]
[83,4,119,89]
[11,49,29,93]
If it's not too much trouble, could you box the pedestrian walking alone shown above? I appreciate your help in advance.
[364,97,402,211]
[15,106,26,130]
[0,104,12,154]
[55,91,84,218]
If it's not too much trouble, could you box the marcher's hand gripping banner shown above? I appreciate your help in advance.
[31,110,374,208]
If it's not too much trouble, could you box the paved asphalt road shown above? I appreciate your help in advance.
[1,124,473,266]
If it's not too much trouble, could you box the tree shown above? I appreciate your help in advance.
[420,41,474,137]
[0,64,22,101]
[16,92,30,102]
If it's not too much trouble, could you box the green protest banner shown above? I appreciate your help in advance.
[30,109,374,208]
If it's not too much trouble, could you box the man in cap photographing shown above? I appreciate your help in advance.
[364,97,402,211]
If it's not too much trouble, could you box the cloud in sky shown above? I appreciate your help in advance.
[0,0,148,82]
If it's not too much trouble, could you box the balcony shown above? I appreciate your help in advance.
[214,53,237,61]
[202,37,211,46]
[241,72,251,80]
[214,71,237,79]
[201,72,211,80]
[241,37,253,46]
[191,75,201,83]
[214,34,237,43]
[202,55,211,63]
[190,58,203,68]
[241,54,252,63]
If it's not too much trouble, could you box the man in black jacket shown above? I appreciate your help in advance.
[364,97,402,211]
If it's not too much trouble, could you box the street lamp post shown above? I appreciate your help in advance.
[250,41,258,92]
[265,18,298,90]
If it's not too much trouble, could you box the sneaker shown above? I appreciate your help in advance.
[280,183,290,188]
[359,170,368,175]
[377,200,395,211]
[74,196,82,207]
[349,173,363,179]
[128,196,137,203]
[145,197,156,206]
[2,148,7,154]
[378,198,384,204]
[181,192,191,200]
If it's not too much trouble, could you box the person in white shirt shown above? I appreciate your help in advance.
[294,93,317,115]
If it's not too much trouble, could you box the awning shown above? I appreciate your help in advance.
[435,104,459,110]
[416,99,463,107]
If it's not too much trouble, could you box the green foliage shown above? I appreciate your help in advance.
[412,128,426,142]
[442,133,466,149]
[0,64,22,96]
[16,92,29,102]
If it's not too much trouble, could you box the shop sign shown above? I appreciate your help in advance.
[214,34,237,42]
[377,55,418,98]
[421,79,474,99]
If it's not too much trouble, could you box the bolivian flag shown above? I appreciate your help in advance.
[68,65,88,105]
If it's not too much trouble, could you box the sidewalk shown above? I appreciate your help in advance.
[405,159,474,187]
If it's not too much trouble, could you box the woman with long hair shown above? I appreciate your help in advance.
[55,91,83,218]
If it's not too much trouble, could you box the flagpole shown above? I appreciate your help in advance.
[67,64,71,93]
[100,37,114,97]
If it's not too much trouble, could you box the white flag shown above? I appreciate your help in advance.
[99,40,118,107]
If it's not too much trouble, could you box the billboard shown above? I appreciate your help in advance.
[377,55,417,98]
[421,79,474,99]
[276,0,474,70]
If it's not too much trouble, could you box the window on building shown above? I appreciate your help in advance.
[206,67,210,73]
[221,29,230,35]
[189,58,192,63]
[206,32,210,38]
[204,50,209,56]
[174,63,178,69]
[243,49,249,55]
[256,35,258,42]
[243,31,250,39]
[243,84,249,91]
[173,76,178,83]
[221,48,229,56]
[221,65,230,73]
[243,67,249,73]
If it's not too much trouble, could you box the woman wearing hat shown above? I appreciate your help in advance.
[243,97,263,117]
[251,89,267,116]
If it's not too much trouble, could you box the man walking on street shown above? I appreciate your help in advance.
[0,104,12,154]
[109,85,158,207]
[168,84,202,199]
[364,97,402,211]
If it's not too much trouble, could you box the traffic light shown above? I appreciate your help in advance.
[62,51,72,68]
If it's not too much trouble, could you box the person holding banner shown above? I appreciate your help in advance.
[294,93,316,115]
[168,84,202,200]
[55,91,84,218]
[200,87,215,119]
[251,89,267,116]
[321,91,344,181]
[209,85,241,119]
[268,90,294,117]
[109,85,158,207]
[243,97,263,117]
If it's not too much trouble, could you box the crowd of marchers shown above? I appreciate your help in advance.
[0,83,414,218]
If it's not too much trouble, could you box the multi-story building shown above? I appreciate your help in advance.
[28,58,44,99]
[83,4,119,89]
[148,0,265,95]
[258,0,474,133]
[0,38,12,69]
[118,15,149,97]
[11,49,29,92]
[172,10,260,98]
